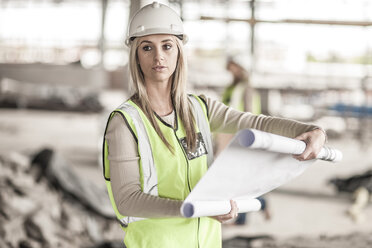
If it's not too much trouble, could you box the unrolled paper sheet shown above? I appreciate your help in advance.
[181,129,342,218]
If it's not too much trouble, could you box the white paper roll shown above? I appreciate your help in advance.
[181,198,261,218]
[239,129,342,162]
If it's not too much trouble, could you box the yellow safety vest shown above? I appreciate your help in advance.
[222,82,261,114]
[103,95,221,248]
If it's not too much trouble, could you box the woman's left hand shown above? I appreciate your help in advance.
[293,128,326,161]
[211,200,238,223]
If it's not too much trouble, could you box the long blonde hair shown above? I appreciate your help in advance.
[128,36,197,153]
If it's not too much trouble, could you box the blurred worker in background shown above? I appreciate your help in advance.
[102,2,326,247]
[217,57,261,156]
[221,58,270,225]
[222,57,261,115]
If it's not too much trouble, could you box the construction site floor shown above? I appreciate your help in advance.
[1,108,371,247]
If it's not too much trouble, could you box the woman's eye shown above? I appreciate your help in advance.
[142,46,152,51]
[163,44,172,50]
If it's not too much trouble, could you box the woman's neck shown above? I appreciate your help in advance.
[146,80,173,117]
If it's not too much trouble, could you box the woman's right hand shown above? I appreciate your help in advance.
[211,200,239,223]
[293,128,326,161]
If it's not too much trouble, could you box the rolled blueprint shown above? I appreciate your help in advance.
[181,129,342,218]
[239,129,343,162]
[182,198,261,218]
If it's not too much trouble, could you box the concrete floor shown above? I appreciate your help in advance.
[1,107,371,242]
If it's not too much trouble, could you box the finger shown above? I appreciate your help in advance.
[295,134,314,160]
[306,149,317,160]
[230,200,238,218]
[294,132,308,141]
[233,201,239,217]
[294,149,310,160]
[212,216,224,223]
[295,144,318,161]
[223,212,236,222]
[218,212,236,222]
[215,215,228,223]
[301,146,312,160]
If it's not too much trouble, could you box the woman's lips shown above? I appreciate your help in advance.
[153,66,167,72]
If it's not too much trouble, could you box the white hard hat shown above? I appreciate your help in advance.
[125,1,188,46]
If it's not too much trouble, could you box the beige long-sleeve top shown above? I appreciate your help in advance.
[105,95,321,218]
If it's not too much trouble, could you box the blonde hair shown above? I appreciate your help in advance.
[128,36,197,153]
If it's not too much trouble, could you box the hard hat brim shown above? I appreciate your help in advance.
[125,32,188,47]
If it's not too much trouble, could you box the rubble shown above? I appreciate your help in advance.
[0,150,123,248]
[30,148,115,218]
[222,235,273,248]
[257,232,372,248]
[329,169,372,223]
[329,169,372,193]
[223,232,372,248]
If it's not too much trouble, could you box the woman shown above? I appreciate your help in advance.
[103,2,326,247]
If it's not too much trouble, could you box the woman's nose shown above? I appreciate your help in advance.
[154,47,164,61]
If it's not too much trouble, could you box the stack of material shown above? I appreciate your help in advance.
[0,150,122,248]
[0,78,103,113]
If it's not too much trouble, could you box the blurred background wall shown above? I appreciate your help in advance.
[0,0,372,247]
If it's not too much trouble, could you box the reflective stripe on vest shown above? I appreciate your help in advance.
[103,95,212,226]
[189,95,214,167]
[114,102,158,226]
[117,102,159,196]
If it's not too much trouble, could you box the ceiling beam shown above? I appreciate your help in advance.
[200,16,372,27]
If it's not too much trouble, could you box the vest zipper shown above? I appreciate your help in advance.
[197,217,200,248]
[174,123,203,247]
[173,130,192,192]
[174,130,201,247]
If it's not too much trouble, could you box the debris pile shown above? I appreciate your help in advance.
[223,232,372,248]
[329,169,372,223]
[0,149,123,248]
[258,232,372,248]
[329,169,372,193]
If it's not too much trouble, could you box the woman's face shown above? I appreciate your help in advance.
[136,34,179,85]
